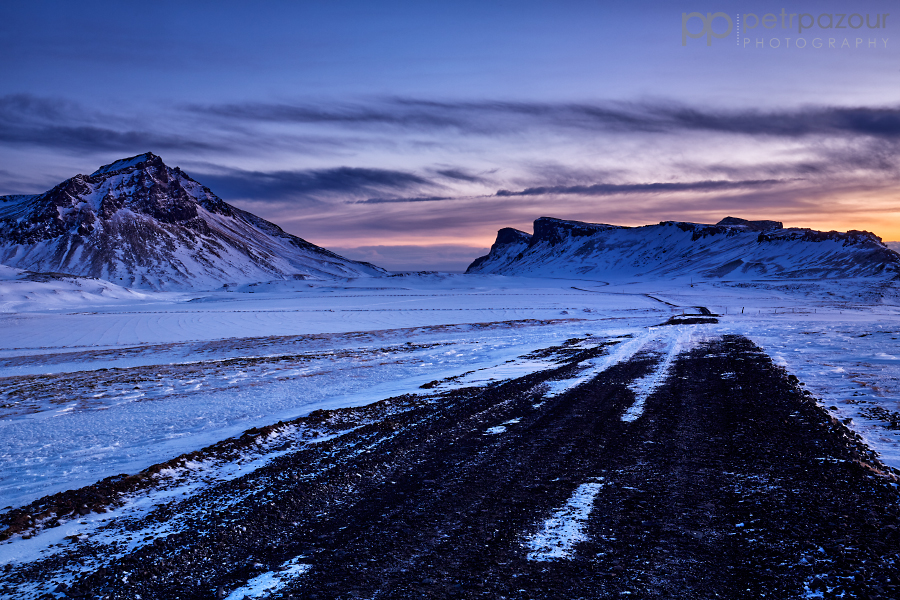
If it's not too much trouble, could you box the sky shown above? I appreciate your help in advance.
[1,0,898,271]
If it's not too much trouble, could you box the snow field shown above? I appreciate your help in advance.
[0,274,662,355]
[0,318,636,509]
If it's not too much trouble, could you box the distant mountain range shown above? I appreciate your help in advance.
[0,153,385,290]
[3,155,897,290]
[467,216,900,281]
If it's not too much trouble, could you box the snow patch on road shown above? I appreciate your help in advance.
[485,417,521,435]
[622,327,695,423]
[524,479,607,561]
[223,556,310,599]
[544,334,649,398]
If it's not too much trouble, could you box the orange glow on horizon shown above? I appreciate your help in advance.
[287,186,900,252]
[309,214,900,251]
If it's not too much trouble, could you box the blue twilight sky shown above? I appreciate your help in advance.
[1,0,898,270]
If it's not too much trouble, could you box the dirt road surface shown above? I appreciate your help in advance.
[3,333,899,599]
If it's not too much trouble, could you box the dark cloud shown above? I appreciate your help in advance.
[512,164,626,189]
[187,97,900,139]
[815,139,900,175]
[0,94,217,153]
[0,94,85,122]
[677,161,825,181]
[495,179,785,197]
[660,105,900,138]
[433,168,487,183]
[187,100,467,130]
[196,166,436,201]
[357,195,456,204]
[0,124,217,153]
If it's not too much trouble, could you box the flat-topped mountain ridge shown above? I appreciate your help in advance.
[467,216,900,281]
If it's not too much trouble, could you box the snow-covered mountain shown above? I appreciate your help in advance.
[0,153,385,290]
[467,216,900,281]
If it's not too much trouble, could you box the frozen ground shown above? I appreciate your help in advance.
[0,274,665,509]
[1,274,898,510]
[1,272,899,599]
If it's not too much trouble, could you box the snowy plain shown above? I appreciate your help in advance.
[1,272,899,509]
[0,273,669,510]
[1,270,900,597]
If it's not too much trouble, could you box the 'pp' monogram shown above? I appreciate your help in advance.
[682,12,734,45]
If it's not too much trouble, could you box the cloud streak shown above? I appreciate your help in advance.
[433,168,489,183]
[358,178,790,204]
[187,97,900,139]
[495,178,787,197]
[357,195,456,204]
[0,94,218,153]
[196,166,437,202]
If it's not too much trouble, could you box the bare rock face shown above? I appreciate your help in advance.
[0,153,385,289]
[716,216,783,232]
[467,216,900,281]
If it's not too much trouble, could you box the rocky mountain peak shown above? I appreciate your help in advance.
[91,152,166,177]
[0,154,385,289]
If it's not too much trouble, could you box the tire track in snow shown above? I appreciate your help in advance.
[622,327,694,423]
[543,330,654,398]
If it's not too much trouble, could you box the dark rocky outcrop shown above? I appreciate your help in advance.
[717,216,783,232]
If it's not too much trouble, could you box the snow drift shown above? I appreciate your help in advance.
[0,264,151,312]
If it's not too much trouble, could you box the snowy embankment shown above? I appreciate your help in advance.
[0,264,154,312]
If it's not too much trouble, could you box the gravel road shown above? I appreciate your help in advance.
[3,333,899,599]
